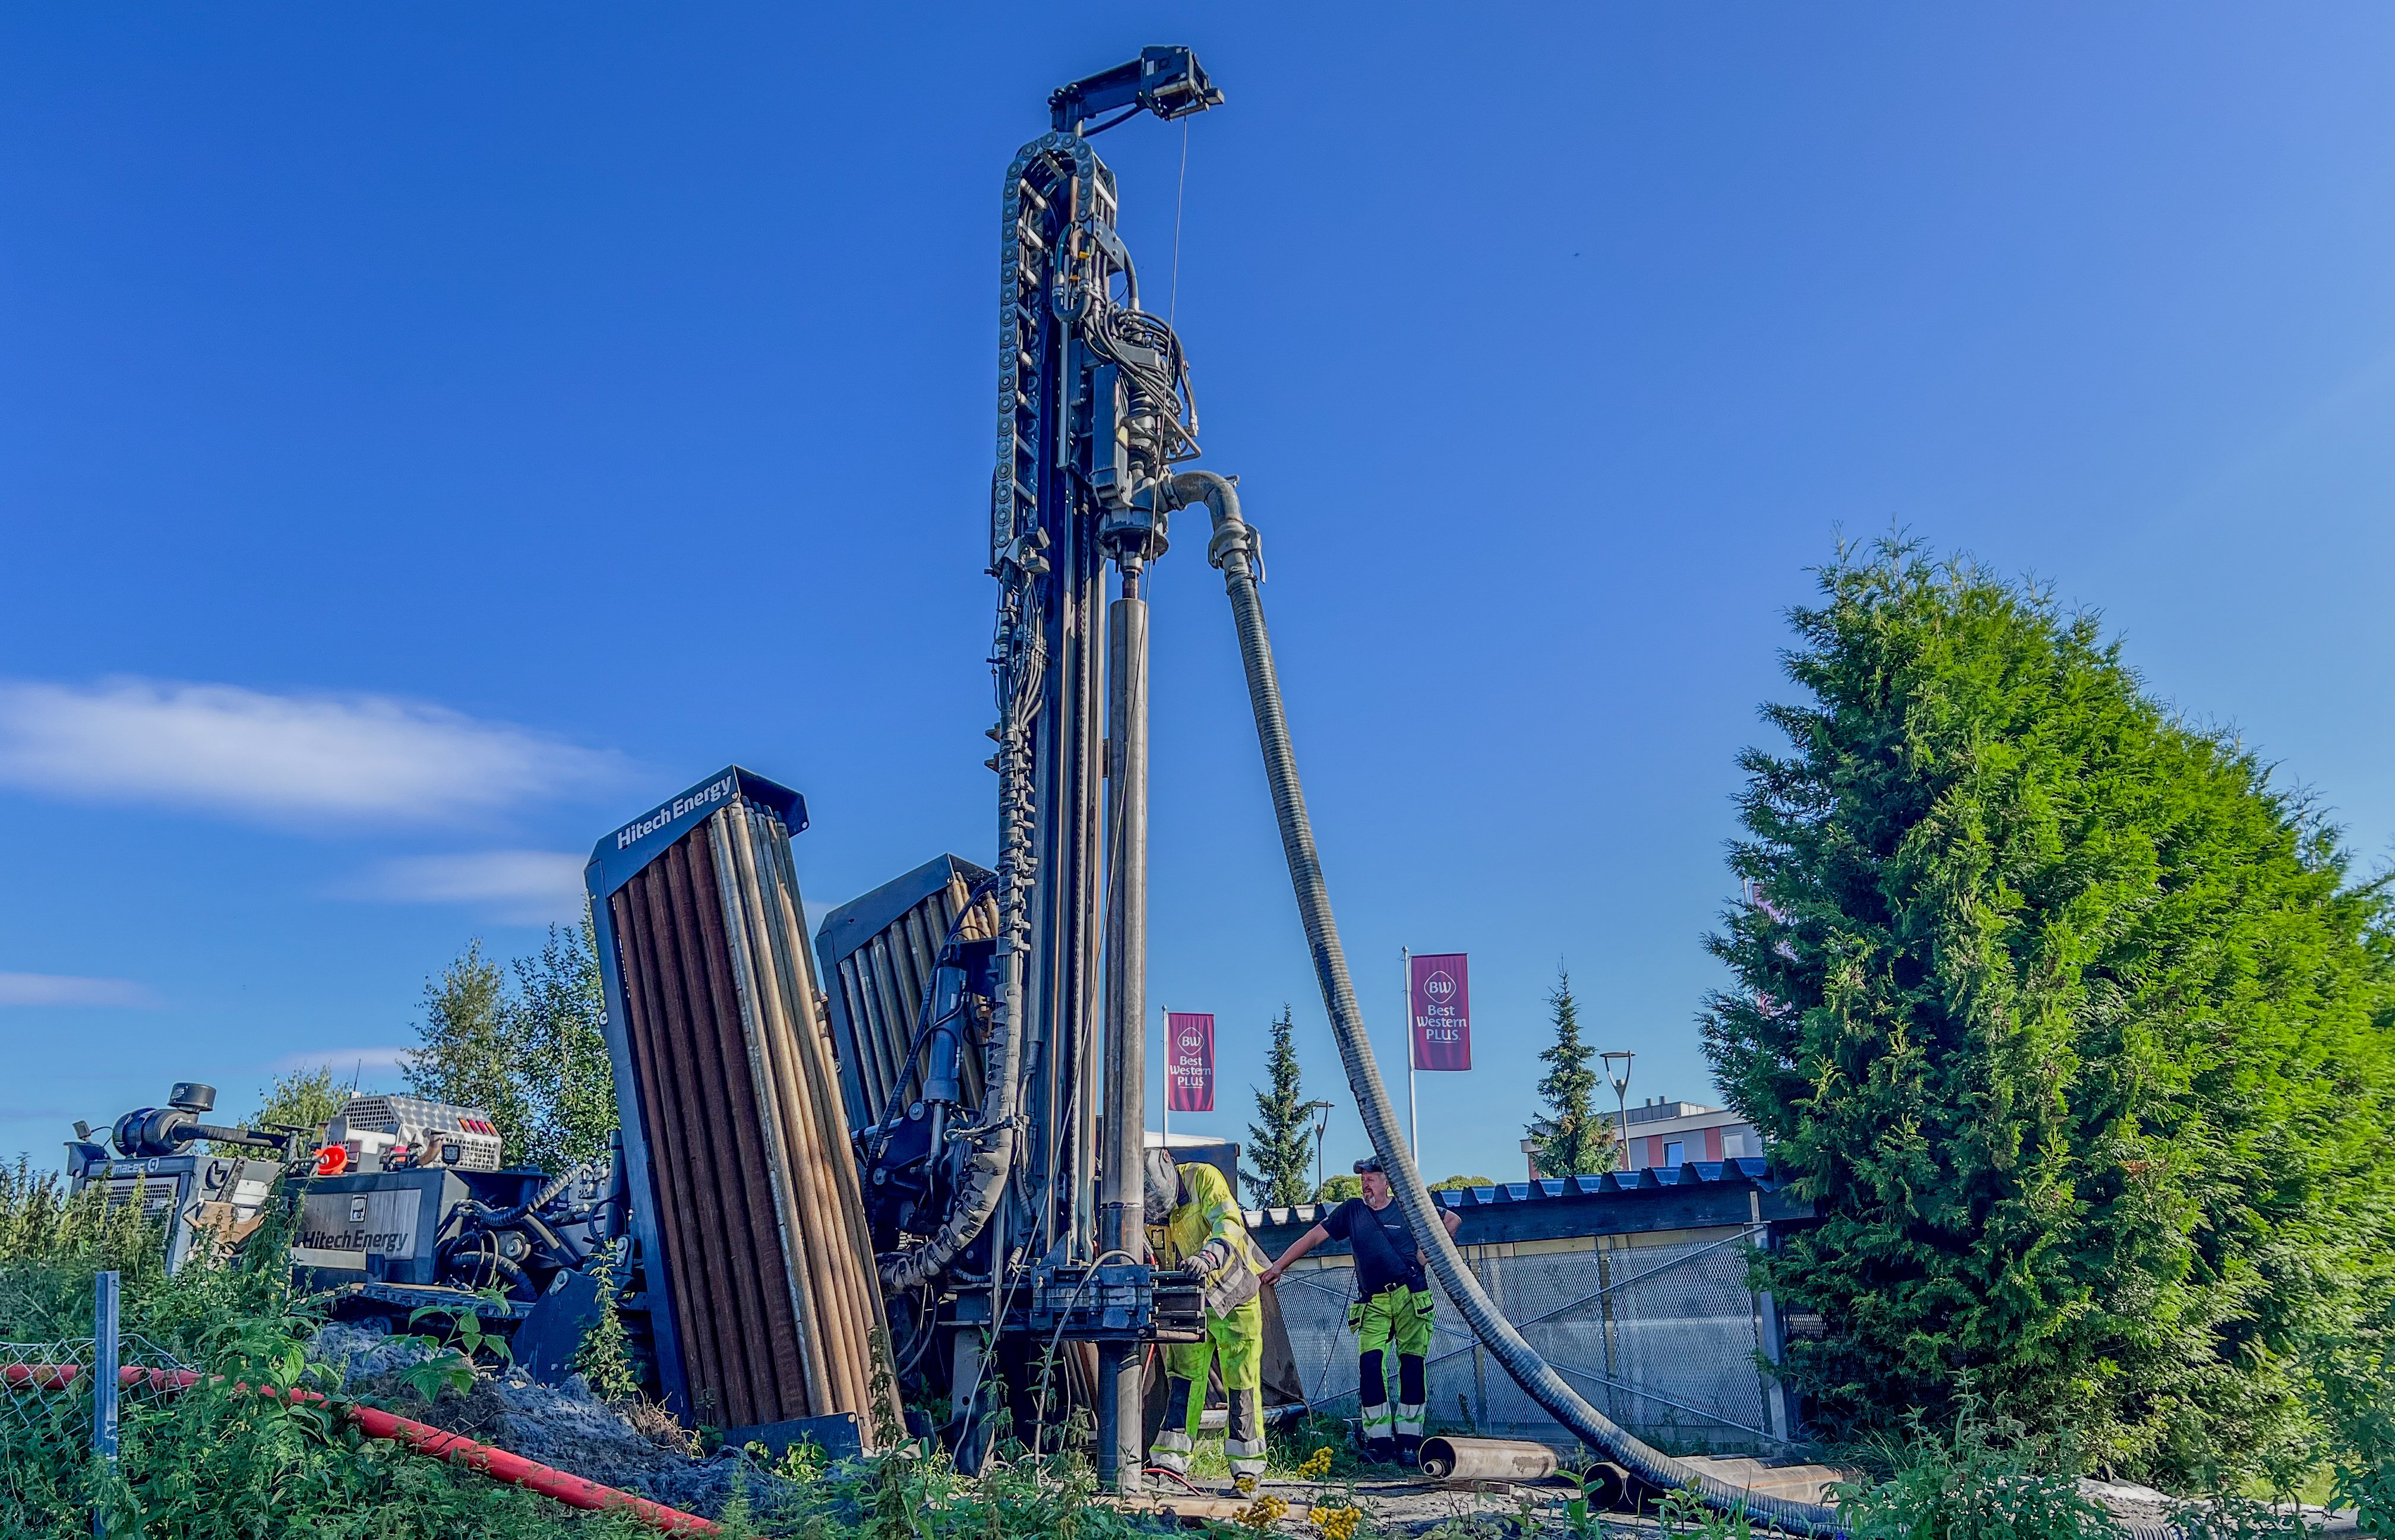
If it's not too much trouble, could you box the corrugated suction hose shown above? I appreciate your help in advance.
[1165,469,1845,1537]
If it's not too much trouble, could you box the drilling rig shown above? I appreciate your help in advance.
[574,47,1846,1528]
[878,44,1227,1485]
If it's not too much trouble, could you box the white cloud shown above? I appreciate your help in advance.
[0,972,160,1008]
[0,678,624,826]
[346,849,589,924]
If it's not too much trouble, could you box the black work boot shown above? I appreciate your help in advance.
[1364,1437,1397,1465]
[1394,1434,1423,1465]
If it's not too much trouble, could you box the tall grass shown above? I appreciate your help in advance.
[0,1168,1209,1539]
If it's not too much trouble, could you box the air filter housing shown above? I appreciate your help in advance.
[326,1095,504,1172]
[587,767,899,1439]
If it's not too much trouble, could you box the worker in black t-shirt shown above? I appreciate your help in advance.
[1260,1155,1462,1463]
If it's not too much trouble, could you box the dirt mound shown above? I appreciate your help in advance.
[487,1373,753,1516]
[305,1322,755,1517]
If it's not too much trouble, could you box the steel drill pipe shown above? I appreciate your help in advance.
[1097,578,1152,1490]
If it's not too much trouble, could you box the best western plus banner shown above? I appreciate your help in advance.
[1167,1011,1215,1112]
[1408,953,1472,1071]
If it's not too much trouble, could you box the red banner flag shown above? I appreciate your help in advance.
[1408,953,1471,1071]
[1167,1011,1215,1112]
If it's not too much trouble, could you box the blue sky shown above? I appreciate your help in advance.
[4,7,2391,1185]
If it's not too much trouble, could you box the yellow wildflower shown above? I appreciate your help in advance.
[1235,1492,1290,1531]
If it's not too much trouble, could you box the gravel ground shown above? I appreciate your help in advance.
[300,1330,2361,1536]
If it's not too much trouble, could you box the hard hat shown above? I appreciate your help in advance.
[1142,1147,1181,1225]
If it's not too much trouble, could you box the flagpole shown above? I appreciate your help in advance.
[1404,947,1418,1163]
[1160,1004,1169,1144]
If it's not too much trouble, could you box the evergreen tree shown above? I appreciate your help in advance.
[1526,967,1614,1177]
[1244,1005,1315,1207]
[1702,536,2395,1488]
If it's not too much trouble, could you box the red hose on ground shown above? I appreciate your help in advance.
[6,1364,718,1536]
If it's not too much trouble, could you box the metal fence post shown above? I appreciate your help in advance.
[93,1269,120,1538]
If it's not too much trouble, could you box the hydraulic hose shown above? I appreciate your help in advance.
[883,527,1045,1293]
[1167,470,1846,1538]
[469,1163,591,1229]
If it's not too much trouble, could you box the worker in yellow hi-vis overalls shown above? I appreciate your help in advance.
[1143,1147,1272,1490]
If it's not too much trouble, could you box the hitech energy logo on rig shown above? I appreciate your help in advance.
[292,1188,420,1267]
[614,774,735,850]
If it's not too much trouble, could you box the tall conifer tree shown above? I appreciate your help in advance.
[1245,1005,1315,1207]
[1704,536,2395,1487]
[1527,967,1613,1177]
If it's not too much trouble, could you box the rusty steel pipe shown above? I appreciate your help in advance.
[1418,1436,1561,1482]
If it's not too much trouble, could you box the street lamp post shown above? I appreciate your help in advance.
[1302,1100,1334,1197]
[1600,1051,1635,1170]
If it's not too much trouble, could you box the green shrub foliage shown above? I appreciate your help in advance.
[407,916,618,1174]
[1703,538,2395,1486]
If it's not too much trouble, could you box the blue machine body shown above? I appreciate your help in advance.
[583,764,808,1421]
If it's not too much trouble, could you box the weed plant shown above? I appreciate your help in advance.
[1829,1402,2115,1540]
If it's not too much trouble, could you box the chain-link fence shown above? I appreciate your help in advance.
[3,1273,194,1536]
[1272,1226,1785,1455]
[1,1334,191,1433]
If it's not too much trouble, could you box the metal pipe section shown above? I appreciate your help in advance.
[1417,1437,1559,1483]
[1097,577,1152,1490]
[1169,469,1845,1538]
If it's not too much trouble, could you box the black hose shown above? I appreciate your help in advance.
[466,1163,589,1229]
[1171,469,1847,1538]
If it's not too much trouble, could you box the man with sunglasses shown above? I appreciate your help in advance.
[1260,1155,1462,1463]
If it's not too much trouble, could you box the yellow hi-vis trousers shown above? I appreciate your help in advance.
[1353,1285,1434,1451]
[1146,1294,1264,1480]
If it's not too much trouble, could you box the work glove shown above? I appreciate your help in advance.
[1181,1239,1231,1277]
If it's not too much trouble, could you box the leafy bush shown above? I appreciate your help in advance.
[2319,1288,2395,1535]
[1704,537,2395,1486]
[1655,1487,1755,1539]
[0,1166,643,1538]
[1829,1403,2116,1540]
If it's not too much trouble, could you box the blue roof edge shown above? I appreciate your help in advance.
[1246,1157,1784,1229]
